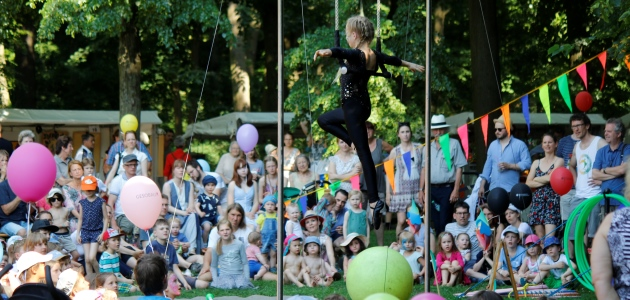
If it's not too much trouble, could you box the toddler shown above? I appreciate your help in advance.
[435,231,469,286]
[95,272,118,294]
[343,190,369,240]
[532,236,576,288]
[246,231,272,280]
[340,233,367,281]
[196,175,222,244]
[391,231,424,283]
[283,234,305,287]
[518,234,544,285]
[303,236,334,287]
[285,203,304,239]
[256,195,278,272]
[466,235,494,283]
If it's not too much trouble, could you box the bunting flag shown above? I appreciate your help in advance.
[402,151,412,177]
[350,174,360,190]
[298,196,308,214]
[576,63,588,90]
[475,208,492,251]
[500,105,511,137]
[316,188,325,200]
[384,159,395,193]
[598,52,607,90]
[539,84,551,123]
[521,95,530,133]
[406,200,422,234]
[457,124,469,159]
[439,134,452,171]
[625,55,630,73]
[481,114,489,147]
[556,74,572,112]
[330,181,341,195]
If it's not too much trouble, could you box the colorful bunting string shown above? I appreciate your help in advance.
[625,55,630,73]
[556,74,572,112]
[481,115,489,147]
[438,134,452,171]
[520,95,530,134]
[576,63,588,90]
[538,84,551,124]
[598,52,607,90]
[384,159,395,193]
[350,174,360,190]
[500,105,511,137]
[402,151,412,177]
[457,124,469,159]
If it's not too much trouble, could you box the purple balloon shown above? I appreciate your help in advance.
[236,124,259,152]
[411,293,445,300]
[7,143,56,202]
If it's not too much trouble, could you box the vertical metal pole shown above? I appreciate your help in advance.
[276,0,284,297]
[423,0,432,291]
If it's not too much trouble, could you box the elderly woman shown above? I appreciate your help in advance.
[301,210,339,279]
[17,130,35,145]
[162,159,201,254]
[328,138,361,193]
[200,203,254,276]
[226,159,259,224]
[105,131,148,186]
[289,154,317,190]
[216,141,243,183]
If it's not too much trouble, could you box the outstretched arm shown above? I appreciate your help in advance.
[400,60,425,72]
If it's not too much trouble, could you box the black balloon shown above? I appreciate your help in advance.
[509,183,533,210]
[487,188,509,215]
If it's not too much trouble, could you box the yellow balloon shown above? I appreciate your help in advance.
[120,114,139,132]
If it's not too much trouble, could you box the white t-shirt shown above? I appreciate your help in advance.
[207,225,253,249]
[285,220,304,239]
[501,222,533,239]
[541,254,569,279]
[400,250,423,275]
[114,150,148,176]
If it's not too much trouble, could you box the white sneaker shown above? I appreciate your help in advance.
[184,269,192,277]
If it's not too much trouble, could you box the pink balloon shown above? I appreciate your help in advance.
[7,143,56,202]
[411,293,445,300]
[236,124,259,153]
[120,176,162,230]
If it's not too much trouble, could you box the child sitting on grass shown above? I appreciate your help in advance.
[283,234,306,287]
[517,234,544,285]
[340,233,367,280]
[495,225,526,284]
[246,231,275,281]
[99,228,138,293]
[435,231,469,286]
[391,231,424,283]
[256,195,278,272]
[210,219,254,289]
[465,235,494,283]
[531,236,576,288]
[303,236,334,287]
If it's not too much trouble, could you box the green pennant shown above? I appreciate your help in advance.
[439,133,452,171]
[330,181,341,194]
[539,84,551,123]
[556,74,572,112]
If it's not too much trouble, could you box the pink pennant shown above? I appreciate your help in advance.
[350,174,360,190]
[598,52,607,90]
[457,124,469,160]
[576,64,588,90]
[481,115,489,147]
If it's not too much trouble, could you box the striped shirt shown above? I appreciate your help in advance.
[99,251,121,273]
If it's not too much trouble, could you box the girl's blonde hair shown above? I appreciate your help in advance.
[436,232,456,256]
[94,272,116,289]
[456,233,471,250]
[399,231,415,245]
[286,203,300,214]
[24,232,47,252]
[81,157,96,168]
[346,15,375,46]
[168,216,182,227]
[348,190,363,203]
[215,219,234,256]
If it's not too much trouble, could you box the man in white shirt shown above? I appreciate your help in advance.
[74,132,95,161]
[445,201,481,257]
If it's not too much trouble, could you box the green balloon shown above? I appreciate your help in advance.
[346,247,413,300]
[365,293,400,300]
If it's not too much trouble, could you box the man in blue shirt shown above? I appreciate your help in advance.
[478,115,531,198]
[592,118,630,207]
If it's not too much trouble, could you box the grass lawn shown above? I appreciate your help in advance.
[123,228,597,299]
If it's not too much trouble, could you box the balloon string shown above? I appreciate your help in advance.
[147,229,155,253]
[26,203,31,237]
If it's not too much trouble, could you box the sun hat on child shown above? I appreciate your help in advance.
[47,188,64,199]
[543,236,561,253]
[283,233,303,256]
[303,236,321,251]
[81,175,97,191]
[12,251,53,276]
[340,232,368,247]
[262,195,277,205]
[524,234,540,245]
[299,210,324,229]
[57,269,79,295]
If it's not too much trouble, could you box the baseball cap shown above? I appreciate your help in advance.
[503,225,519,236]
[202,175,217,186]
[81,175,97,191]
[13,251,53,276]
[102,228,124,241]
[524,235,540,245]
[122,154,139,164]
[56,269,79,295]
[543,236,561,253]
[31,219,59,233]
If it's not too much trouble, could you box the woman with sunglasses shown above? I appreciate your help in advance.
[385,122,423,236]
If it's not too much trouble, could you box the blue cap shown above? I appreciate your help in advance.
[303,236,321,248]
[262,195,277,205]
[202,175,217,186]
[543,236,561,252]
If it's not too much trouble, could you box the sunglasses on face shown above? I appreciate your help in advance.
[495,128,505,132]
[49,197,62,202]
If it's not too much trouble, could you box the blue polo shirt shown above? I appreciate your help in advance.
[593,143,630,205]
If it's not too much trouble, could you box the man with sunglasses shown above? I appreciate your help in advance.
[477,115,531,199]
[108,154,139,237]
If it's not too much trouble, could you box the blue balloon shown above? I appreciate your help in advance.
[197,159,211,172]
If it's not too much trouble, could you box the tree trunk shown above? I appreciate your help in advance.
[228,2,253,112]
[0,44,10,107]
[470,0,501,173]
[13,26,37,108]
[118,6,142,131]
[171,80,183,135]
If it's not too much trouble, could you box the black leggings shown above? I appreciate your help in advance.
[317,98,378,203]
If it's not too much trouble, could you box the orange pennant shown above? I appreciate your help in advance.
[384,159,395,193]
[625,55,630,73]
[501,105,511,137]
[481,115,489,147]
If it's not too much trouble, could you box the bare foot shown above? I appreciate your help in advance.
[324,276,333,286]
[253,274,262,280]
[296,282,304,288]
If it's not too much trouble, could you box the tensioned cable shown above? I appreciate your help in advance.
[476,0,503,103]
[399,0,412,101]
[300,0,314,140]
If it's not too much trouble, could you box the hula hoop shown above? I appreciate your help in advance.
[563,193,630,291]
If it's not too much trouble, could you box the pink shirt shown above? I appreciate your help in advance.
[434,250,470,285]
[246,244,260,261]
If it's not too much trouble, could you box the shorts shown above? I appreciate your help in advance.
[463,260,476,273]
[560,189,577,221]
[565,196,586,240]
[248,260,263,278]
[544,275,563,289]
[0,221,29,236]
[200,215,218,227]
[53,232,77,252]
[80,228,102,244]
[116,215,135,236]
[178,275,197,288]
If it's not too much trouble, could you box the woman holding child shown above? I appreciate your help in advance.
[301,210,339,279]
[163,159,201,254]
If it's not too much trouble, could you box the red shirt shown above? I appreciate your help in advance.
[163,148,190,179]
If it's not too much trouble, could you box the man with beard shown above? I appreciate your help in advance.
[186,159,226,202]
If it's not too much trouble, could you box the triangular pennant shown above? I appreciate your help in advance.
[556,74,572,112]
[481,115,489,147]
[500,105,511,137]
[625,55,630,73]
[576,63,588,90]
[598,52,607,90]
[384,159,395,193]
[316,188,324,200]
[330,181,341,194]
[539,84,551,123]
[350,174,360,190]
[298,196,308,214]
[406,200,422,234]
[439,134,452,171]
[521,95,530,134]
[402,151,412,177]
[457,124,469,160]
